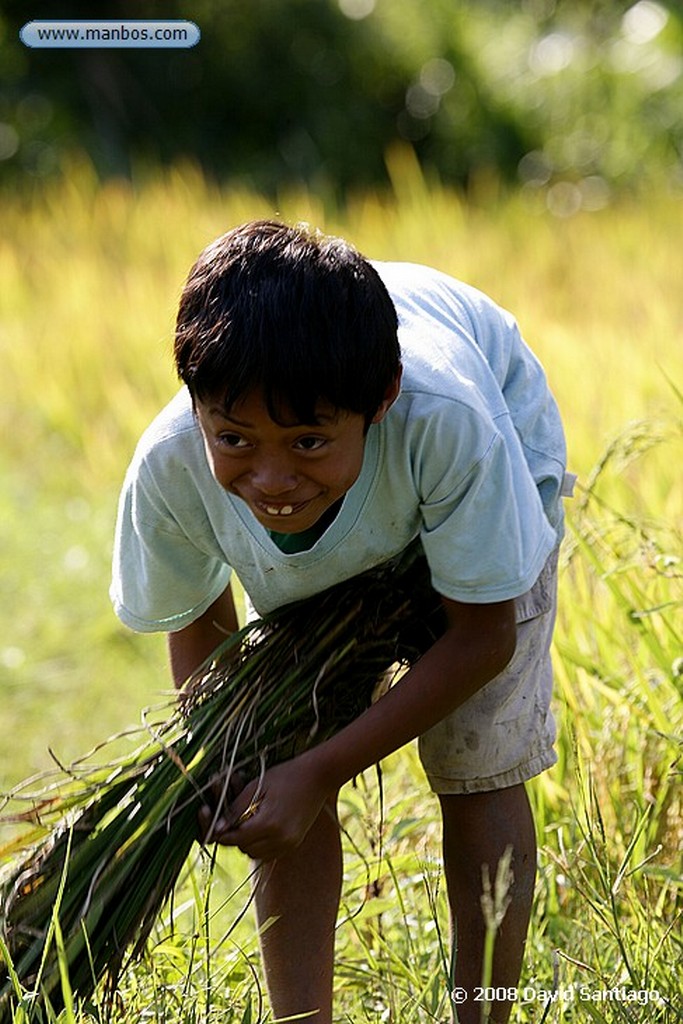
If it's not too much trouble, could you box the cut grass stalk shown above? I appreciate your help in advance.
[0,540,443,1021]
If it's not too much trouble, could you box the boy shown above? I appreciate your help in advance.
[111,220,571,1024]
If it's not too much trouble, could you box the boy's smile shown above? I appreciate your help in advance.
[195,387,397,534]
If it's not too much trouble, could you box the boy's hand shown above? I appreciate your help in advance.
[201,753,332,862]
[197,770,248,845]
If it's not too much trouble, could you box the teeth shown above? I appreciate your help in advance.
[266,505,294,516]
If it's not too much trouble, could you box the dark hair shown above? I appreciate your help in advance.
[174,220,400,424]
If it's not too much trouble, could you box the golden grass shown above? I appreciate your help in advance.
[2,154,681,491]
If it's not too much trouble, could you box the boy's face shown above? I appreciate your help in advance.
[195,383,398,533]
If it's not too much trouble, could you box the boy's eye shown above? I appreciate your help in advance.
[217,432,250,449]
[294,436,327,451]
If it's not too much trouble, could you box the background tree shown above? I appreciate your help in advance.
[1,0,681,200]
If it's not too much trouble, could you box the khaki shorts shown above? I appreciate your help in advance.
[418,548,559,795]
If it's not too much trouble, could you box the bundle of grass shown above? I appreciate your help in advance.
[0,541,444,1021]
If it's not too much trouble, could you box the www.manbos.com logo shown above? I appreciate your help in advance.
[20,20,201,49]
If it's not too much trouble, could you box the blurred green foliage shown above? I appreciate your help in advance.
[1,0,682,202]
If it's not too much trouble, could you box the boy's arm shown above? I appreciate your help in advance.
[211,594,517,861]
[167,584,239,688]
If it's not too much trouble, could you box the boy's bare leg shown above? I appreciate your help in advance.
[439,784,536,1024]
[253,796,341,1023]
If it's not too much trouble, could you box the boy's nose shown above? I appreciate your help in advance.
[251,459,298,496]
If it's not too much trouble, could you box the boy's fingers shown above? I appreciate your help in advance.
[197,804,213,844]
[196,771,266,846]
[197,804,231,844]
[199,790,265,847]
[210,770,247,805]
[198,787,259,844]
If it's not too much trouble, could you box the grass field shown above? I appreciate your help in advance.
[0,157,681,1022]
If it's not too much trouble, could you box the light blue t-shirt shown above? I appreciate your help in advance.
[110,262,567,631]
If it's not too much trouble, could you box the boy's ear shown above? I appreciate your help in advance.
[371,366,402,424]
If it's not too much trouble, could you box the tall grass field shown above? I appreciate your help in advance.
[1,156,681,1022]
